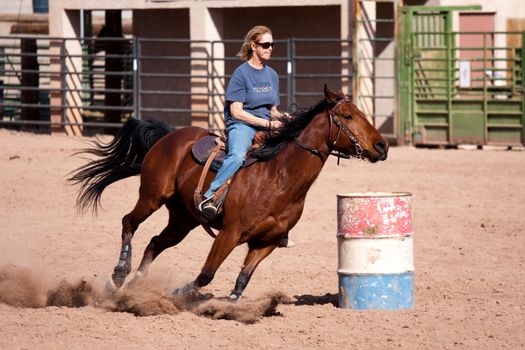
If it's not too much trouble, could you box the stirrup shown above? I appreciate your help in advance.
[198,197,218,221]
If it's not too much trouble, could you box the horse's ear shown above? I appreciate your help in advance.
[324,84,345,103]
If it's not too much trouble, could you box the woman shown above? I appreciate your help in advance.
[199,25,288,219]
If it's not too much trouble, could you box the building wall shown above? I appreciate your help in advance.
[2,0,34,14]
[0,14,48,36]
[0,0,38,34]
[412,0,525,32]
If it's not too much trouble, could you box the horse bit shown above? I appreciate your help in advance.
[294,98,364,162]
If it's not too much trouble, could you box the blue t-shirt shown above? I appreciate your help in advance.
[224,62,280,123]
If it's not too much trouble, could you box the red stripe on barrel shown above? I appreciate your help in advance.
[337,194,412,238]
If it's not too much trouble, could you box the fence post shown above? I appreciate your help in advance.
[522,31,525,145]
[60,40,66,127]
[132,36,139,120]
[286,38,293,111]
[20,38,40,122]
[48,39,64,133]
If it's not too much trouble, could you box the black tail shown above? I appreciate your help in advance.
[68,118,172,213]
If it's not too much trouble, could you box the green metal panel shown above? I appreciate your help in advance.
[399,6,525,146]
[451,112,485,144]
[397,7,412,143]
[410,8,453,145]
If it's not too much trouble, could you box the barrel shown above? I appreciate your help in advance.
[337,192,414,310]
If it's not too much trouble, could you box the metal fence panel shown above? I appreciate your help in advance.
[0,36,354,135]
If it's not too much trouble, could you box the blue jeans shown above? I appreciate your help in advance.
[204,122,257,199]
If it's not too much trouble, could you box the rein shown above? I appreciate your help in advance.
[293,99,363,163]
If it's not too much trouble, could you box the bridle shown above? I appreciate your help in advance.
[294,98,364,163]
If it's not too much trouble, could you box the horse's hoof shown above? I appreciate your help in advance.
[229,293,242,302]
[112,264,130,288]
[111,273,127,289]
[173,282,195,298]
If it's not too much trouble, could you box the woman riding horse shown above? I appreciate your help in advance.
[70,85,388,301]
[199,25,288,221]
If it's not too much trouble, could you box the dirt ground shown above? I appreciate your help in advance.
[0,128,524,349]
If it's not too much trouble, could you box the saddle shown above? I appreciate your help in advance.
[191,133,266,172]
[191,131,269,234]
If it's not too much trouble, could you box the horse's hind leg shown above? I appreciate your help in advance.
[129,202,198,284]
[111,195,163,288]
[229,244,277,301]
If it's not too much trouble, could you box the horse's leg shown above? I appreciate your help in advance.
[175,230,239,296]
[129,204,197,284]
[229,244,277,301]
[111,195,163,288]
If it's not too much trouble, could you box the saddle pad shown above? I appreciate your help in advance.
[192,135,257,172]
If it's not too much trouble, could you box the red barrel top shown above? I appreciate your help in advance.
[337,193,413,238]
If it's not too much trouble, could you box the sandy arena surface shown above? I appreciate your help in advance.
[0,128,524,349]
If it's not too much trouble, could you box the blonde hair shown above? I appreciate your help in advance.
[238,25,273,61]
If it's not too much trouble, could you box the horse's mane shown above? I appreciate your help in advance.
[252,99,331,161]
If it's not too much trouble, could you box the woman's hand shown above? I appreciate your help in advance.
[268,120,283,130]
[279,112,292,121]
[267,120,283,137]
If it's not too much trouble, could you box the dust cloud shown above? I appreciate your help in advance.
[0,264,49,308]
[0,264,290,324]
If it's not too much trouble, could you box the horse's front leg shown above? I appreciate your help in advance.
[174,229,239,297]
[229,244,277,301]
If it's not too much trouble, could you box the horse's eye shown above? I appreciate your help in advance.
[343,113,352,120]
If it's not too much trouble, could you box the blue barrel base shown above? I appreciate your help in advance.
[338,272,414,310]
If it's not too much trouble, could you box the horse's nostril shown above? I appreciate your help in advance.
[375,140,386,154]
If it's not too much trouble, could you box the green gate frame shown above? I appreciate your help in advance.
[398,5,525,146]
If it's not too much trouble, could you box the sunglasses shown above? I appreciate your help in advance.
[256,42,275,49]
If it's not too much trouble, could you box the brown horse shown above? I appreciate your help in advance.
[70,85,388,300]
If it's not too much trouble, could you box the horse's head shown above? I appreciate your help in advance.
[324,85,389,163]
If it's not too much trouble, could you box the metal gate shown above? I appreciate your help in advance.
[0,36,352,134]
[399,6,525,146]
